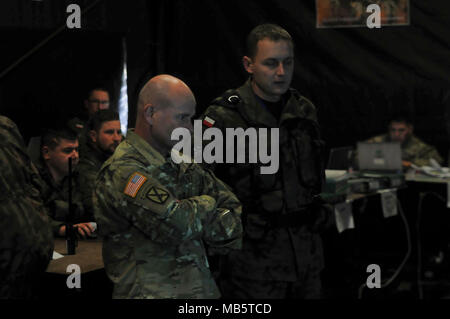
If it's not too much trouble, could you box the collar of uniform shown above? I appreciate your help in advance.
[84,139,109,166]
[35,157,56,188]
[236,79,278,127]
[401,134,414,149]
[237,79,311,127]
[125,129,167,166]
[279,91,318,124]
[35,156,76,191]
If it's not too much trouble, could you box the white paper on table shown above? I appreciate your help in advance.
[334,201,354,233]
[52,251,64,260]
[447,182,450,209]
[379,189,398,218]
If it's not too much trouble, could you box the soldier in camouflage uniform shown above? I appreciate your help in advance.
[68,87,111,157]
[36,128,96,237]
[93,74,243,299]
[365,115,443,167]
[200,24,329,298]
[0,116,53,299]
[78,110,122,219]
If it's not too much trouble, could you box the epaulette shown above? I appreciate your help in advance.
[211,89,242,109]
[289,88,317,120]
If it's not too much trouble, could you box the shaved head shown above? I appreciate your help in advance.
[135,74,196,156]
[137,74,195,117]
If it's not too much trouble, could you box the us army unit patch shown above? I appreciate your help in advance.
[147,186,169,204]
[124,172,147,198]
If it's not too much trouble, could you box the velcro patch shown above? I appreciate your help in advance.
[124,172,147,198]
[147,186,169,204]
[203,116,215,128]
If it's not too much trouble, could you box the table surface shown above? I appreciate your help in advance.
[405,173,450,184]
[46,238,103,274]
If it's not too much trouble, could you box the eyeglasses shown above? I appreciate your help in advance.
[89,99,110,106]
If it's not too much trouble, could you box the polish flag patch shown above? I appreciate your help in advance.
[203,116,215,128]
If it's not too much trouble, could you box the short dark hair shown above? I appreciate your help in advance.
[246,24,293,59]
[389,114,413,126]
[88,109,120,132]
[86,87,109,100]
[41,128,78,151]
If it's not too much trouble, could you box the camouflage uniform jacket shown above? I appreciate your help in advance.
[0,116,53,298]
[366,134,443,167]
[78,140,110,218]
[93,130,243,299]
[35,158,92,236]
[201,79,326,281]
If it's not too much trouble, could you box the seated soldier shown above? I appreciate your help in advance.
[36,127,95,238]
[365,115,443,168]
[68,87,111,156]
[0,115,53,299]
[78,110,122,218]
[69,87,111,130]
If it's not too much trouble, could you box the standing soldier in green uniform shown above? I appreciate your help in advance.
[0,116,53,299]
[93,74,243,299]
[200,24,329,299]
[78,110,122,219]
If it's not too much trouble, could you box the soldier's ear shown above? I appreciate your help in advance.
[42,146,50,160]
[144,105,154,126]
[89,130,98,143]
[243,56,253,74]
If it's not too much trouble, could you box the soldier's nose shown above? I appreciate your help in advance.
[276,63,285,76]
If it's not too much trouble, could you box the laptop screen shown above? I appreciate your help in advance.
[357,142,402,172]
[327,146,354,170]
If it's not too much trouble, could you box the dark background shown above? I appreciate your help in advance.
[0,0,449,162]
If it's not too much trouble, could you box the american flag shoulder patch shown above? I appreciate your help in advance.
[203,116,215,128]
[124,172,147,198]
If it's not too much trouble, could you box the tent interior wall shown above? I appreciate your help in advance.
[0,0,449,164]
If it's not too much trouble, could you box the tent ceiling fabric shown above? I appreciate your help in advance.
[0,0,449,158]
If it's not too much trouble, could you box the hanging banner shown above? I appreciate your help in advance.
[316,0,410,28]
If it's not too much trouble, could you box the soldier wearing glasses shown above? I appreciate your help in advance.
[69,87,111,157]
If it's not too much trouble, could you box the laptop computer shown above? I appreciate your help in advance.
[327,146,354,170]
[357,142,402,173]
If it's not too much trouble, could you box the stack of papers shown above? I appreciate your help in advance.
[415,166,450,178]
[411,159,450,178]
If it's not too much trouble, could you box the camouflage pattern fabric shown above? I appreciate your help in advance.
[78,140,110,219]
[366,134,443,167]
[93,130,243,299]
[35,158,93,236]
[0,116,53,299]
[200,79,327,298]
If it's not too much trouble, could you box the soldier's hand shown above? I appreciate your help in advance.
[74,222,95,238]
[402,160,412,168]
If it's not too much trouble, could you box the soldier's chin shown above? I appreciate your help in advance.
[271,85,289,95]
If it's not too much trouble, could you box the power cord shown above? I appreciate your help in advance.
[358,198,411,299]
[416,191,446,299]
